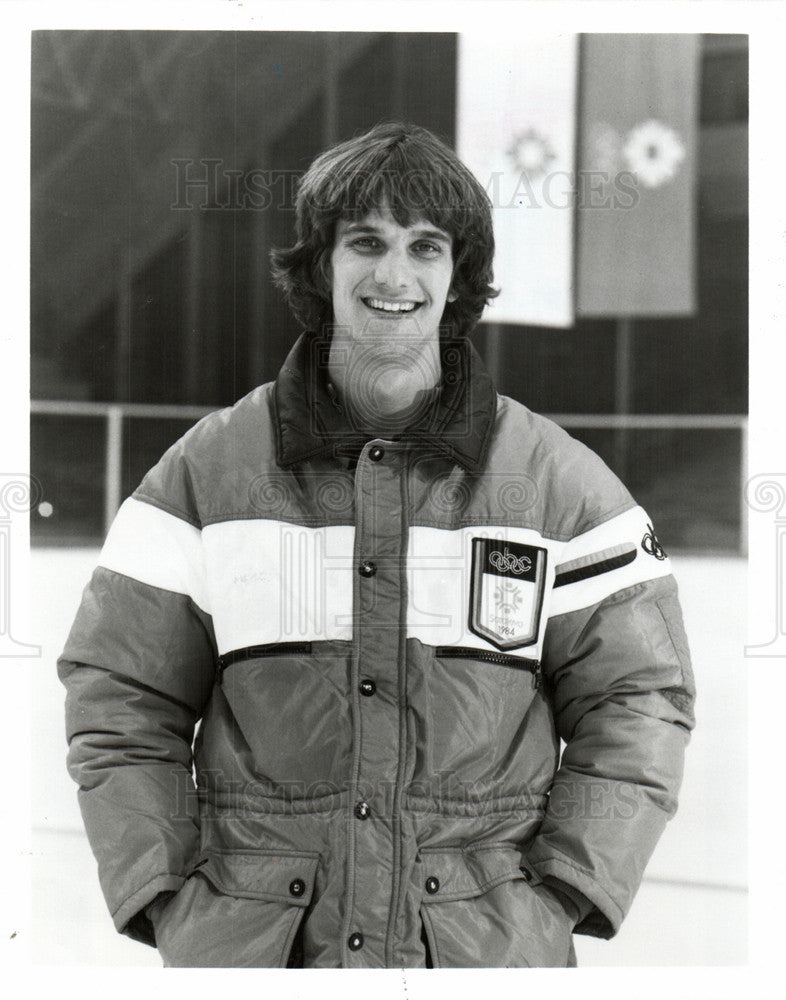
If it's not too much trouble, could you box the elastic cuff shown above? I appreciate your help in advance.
[526,855,622,938]
[542,877,594,927]
[113,872,186,945]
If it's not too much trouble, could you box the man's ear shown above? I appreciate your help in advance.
[447,289,458,303]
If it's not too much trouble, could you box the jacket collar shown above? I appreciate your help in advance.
[274,332,497,473]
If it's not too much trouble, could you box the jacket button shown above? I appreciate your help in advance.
[358,561,377,578]
[348,932,364,951]
[369,446,385,462]
[289,878,306,897]
[520,866,533,882]
[425,876,440,895]
[354,801,371,820]
[359,679,376,697]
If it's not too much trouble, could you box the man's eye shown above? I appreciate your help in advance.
[413,241,442,257]
[350,237,380,251]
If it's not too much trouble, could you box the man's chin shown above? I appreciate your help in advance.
[349,311,436,340]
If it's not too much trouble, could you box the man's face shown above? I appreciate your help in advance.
[329,205,455,345]
[327,205,456,426]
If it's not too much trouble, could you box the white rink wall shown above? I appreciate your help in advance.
[31,549,746,966]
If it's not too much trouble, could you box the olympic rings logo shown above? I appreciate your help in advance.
[488,547,532,575]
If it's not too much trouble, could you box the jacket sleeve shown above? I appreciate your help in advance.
[57,492,217,945]
[526,505,696,939]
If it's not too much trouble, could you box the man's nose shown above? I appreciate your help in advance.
[373,248,413,290]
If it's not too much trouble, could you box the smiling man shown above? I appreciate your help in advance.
[327,207,455,433]
[59,122,695,968]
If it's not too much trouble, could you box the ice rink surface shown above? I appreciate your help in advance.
[30,548,746,967]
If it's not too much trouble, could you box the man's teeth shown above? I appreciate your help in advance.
[365,298,418,313]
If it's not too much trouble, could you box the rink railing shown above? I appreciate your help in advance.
[30,400,749,553]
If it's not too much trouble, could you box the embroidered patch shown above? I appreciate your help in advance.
[469,538,547,650]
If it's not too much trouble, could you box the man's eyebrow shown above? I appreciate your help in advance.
[339,221,451,242]
[339,221,381,235]
[412,227,452,243]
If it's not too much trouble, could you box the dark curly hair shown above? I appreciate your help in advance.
[270,122,499,337]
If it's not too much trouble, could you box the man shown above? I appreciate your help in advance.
[59,122,695,968]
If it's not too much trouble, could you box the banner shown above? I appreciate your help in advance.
[576,34,700,316]
[456,34,579,328]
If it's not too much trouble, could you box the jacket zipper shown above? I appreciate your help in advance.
[217,641,313,683]
[435,646,542,689]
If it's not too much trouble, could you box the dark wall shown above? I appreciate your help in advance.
[31,31,459,407]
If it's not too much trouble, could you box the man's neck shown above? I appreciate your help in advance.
[326,337,442,438]
[330,378,442,439]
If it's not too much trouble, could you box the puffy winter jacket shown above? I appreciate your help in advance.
[59,332,695,968]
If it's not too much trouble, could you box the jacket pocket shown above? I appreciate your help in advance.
[418,846,573,968]
[217,643,353,785]
[153,849,320,967]
[417,648,546,786]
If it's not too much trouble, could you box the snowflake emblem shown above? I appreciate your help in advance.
[506,128,557,180]
[494,580,523,616]
[622,119,686,189]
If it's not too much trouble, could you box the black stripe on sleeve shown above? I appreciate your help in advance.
[553,548,637,589]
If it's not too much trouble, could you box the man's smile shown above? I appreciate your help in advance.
[361,297,424,314]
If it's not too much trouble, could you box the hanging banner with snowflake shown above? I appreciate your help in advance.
[576,34,700,316]
[456,34,579,327]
